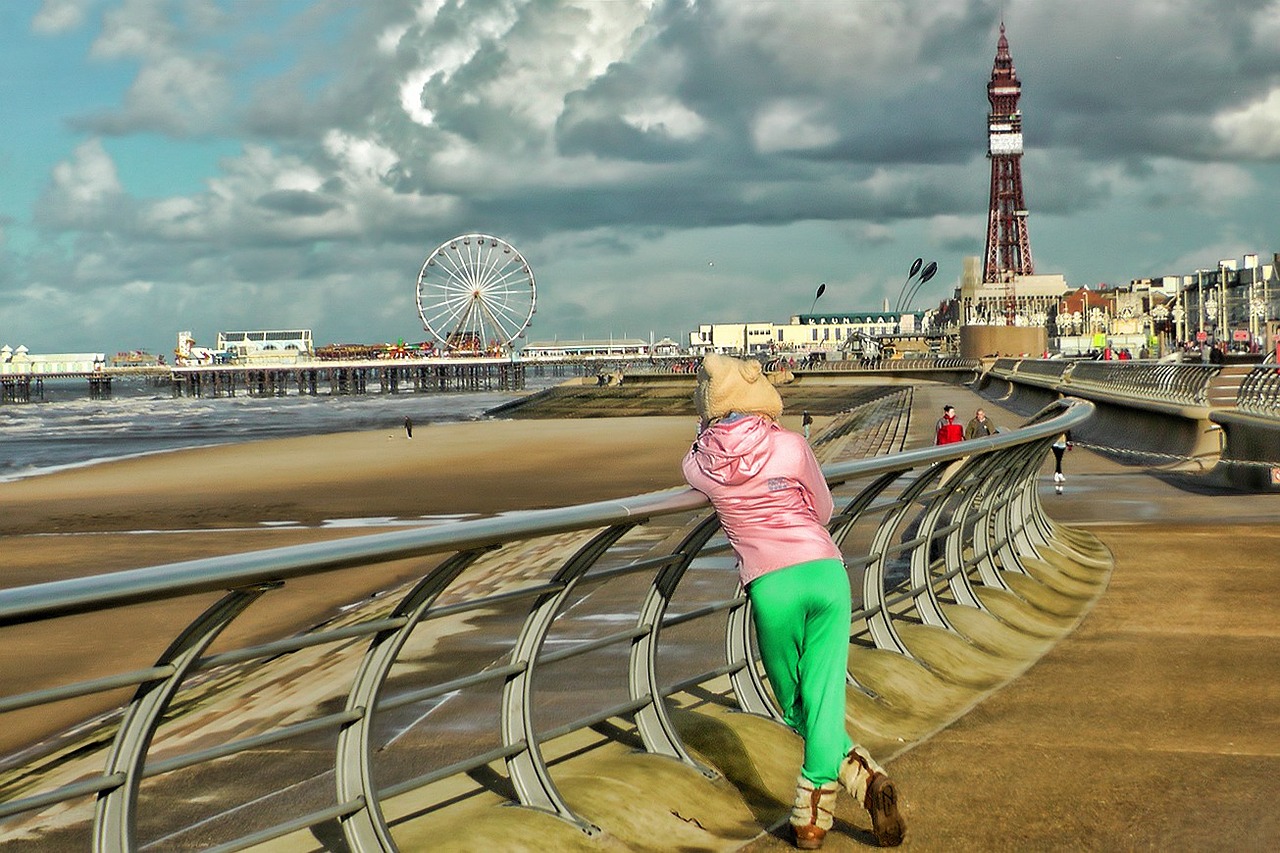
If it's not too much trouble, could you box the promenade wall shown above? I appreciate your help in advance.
[977,358,1280,490]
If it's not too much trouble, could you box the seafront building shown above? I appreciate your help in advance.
[216,329,314,361]
[0,345,104,374]
[1150,254,1280,353]
[683,248,1279,360]
[687,311,931,357]
[956,256,1065,331]
[523,336,680,358]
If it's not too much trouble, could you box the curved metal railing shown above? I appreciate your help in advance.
[0,398,1094,852]
[1008,359,1071,381]
[1064,361,1218,406]
[799,357,980,372]
[1234,364,1280,418]
[989,359,1219,408]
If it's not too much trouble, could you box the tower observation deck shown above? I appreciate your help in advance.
[983,23,1035,288]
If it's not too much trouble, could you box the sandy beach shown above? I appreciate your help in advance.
[0,417,703,539]
[0,416,705,754]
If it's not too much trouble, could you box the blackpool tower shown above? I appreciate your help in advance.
[983,23,1034,285]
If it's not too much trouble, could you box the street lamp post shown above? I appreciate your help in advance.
[1196,270,1204,340]
[1151,304,1169,355]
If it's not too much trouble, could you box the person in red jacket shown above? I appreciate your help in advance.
[935,405,964,445]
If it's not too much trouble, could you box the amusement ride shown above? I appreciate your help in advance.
[415,234,536,355]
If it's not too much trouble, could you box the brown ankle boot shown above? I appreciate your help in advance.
[790,776,838,849]
[838,747,906,847]
[864,773,905,847]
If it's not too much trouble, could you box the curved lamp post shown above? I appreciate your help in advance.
[903,261,939,313]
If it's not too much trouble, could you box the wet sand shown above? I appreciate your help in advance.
[0,417,701,541]
[0,417,702,754]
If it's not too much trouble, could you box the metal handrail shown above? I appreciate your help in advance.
[1236,364,1280,418]
[0,397,1095,852]
[797,357,981,372]
[990,358,1219,408]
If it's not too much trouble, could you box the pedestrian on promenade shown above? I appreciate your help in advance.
[1051,431,1072,494]
[935,405,964,445]
[964,408,997,439]
[802,409,814,441]
[682,354,905,849]
[404,416,413,439]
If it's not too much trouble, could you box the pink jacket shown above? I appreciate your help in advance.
[682,415,842,586]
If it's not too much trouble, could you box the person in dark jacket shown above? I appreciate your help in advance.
[1052,431,1072,494]
[964,408,997,439]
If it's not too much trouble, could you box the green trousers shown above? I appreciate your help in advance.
[746,558,853,786]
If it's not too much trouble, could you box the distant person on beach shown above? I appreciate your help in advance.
[964,408,996,439]
[404,416,413,439]
[682,354,906,849]
[802,409,814,441]
[935,405,964,445]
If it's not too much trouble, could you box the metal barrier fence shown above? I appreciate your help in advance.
[798,357,980,372]
[0,398,1093,852]
[1064,361,1218,406]
[1235,364,1280,418]
[990,359,1219,407]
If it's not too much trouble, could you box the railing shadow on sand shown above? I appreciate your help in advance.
[0,398,1103,852]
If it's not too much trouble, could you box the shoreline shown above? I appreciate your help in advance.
[0,416,704,757]
[0,417,701,537]
[0,442,242,485]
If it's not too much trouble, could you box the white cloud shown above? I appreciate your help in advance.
[1186,162,1256,205]
[323,131,399,183]
[39,139,125,227]
[1213,88,1280,159]
[856,223,896,245]
[89,0,175,61]
[398,68,438,127]
[752,100,838,154]
[32,0,93,34]
[622,97,706,140]
[119,54,231,135]
[71,0,231,136]
[929,214,984,245]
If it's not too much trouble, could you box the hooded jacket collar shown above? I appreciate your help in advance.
[690,414,777,486]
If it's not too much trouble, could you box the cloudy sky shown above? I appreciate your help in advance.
[3,0,1279,357]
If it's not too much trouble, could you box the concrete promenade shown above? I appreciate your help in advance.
[256,383,1277,852]
[3,379,1275,851]
[744,386,1280,851]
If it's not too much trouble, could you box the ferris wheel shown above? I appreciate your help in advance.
[416,234,536,353]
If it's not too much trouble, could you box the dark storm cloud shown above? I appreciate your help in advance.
[255,189,340,216]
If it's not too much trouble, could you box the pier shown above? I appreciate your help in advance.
[0,354,679,403]
[167,358,526,398]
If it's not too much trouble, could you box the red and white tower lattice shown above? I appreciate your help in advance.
[983,23,1034,291]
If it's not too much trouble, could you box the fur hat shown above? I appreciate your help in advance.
[694,354,784,421]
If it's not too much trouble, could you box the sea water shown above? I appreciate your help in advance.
[0,376,558,482]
